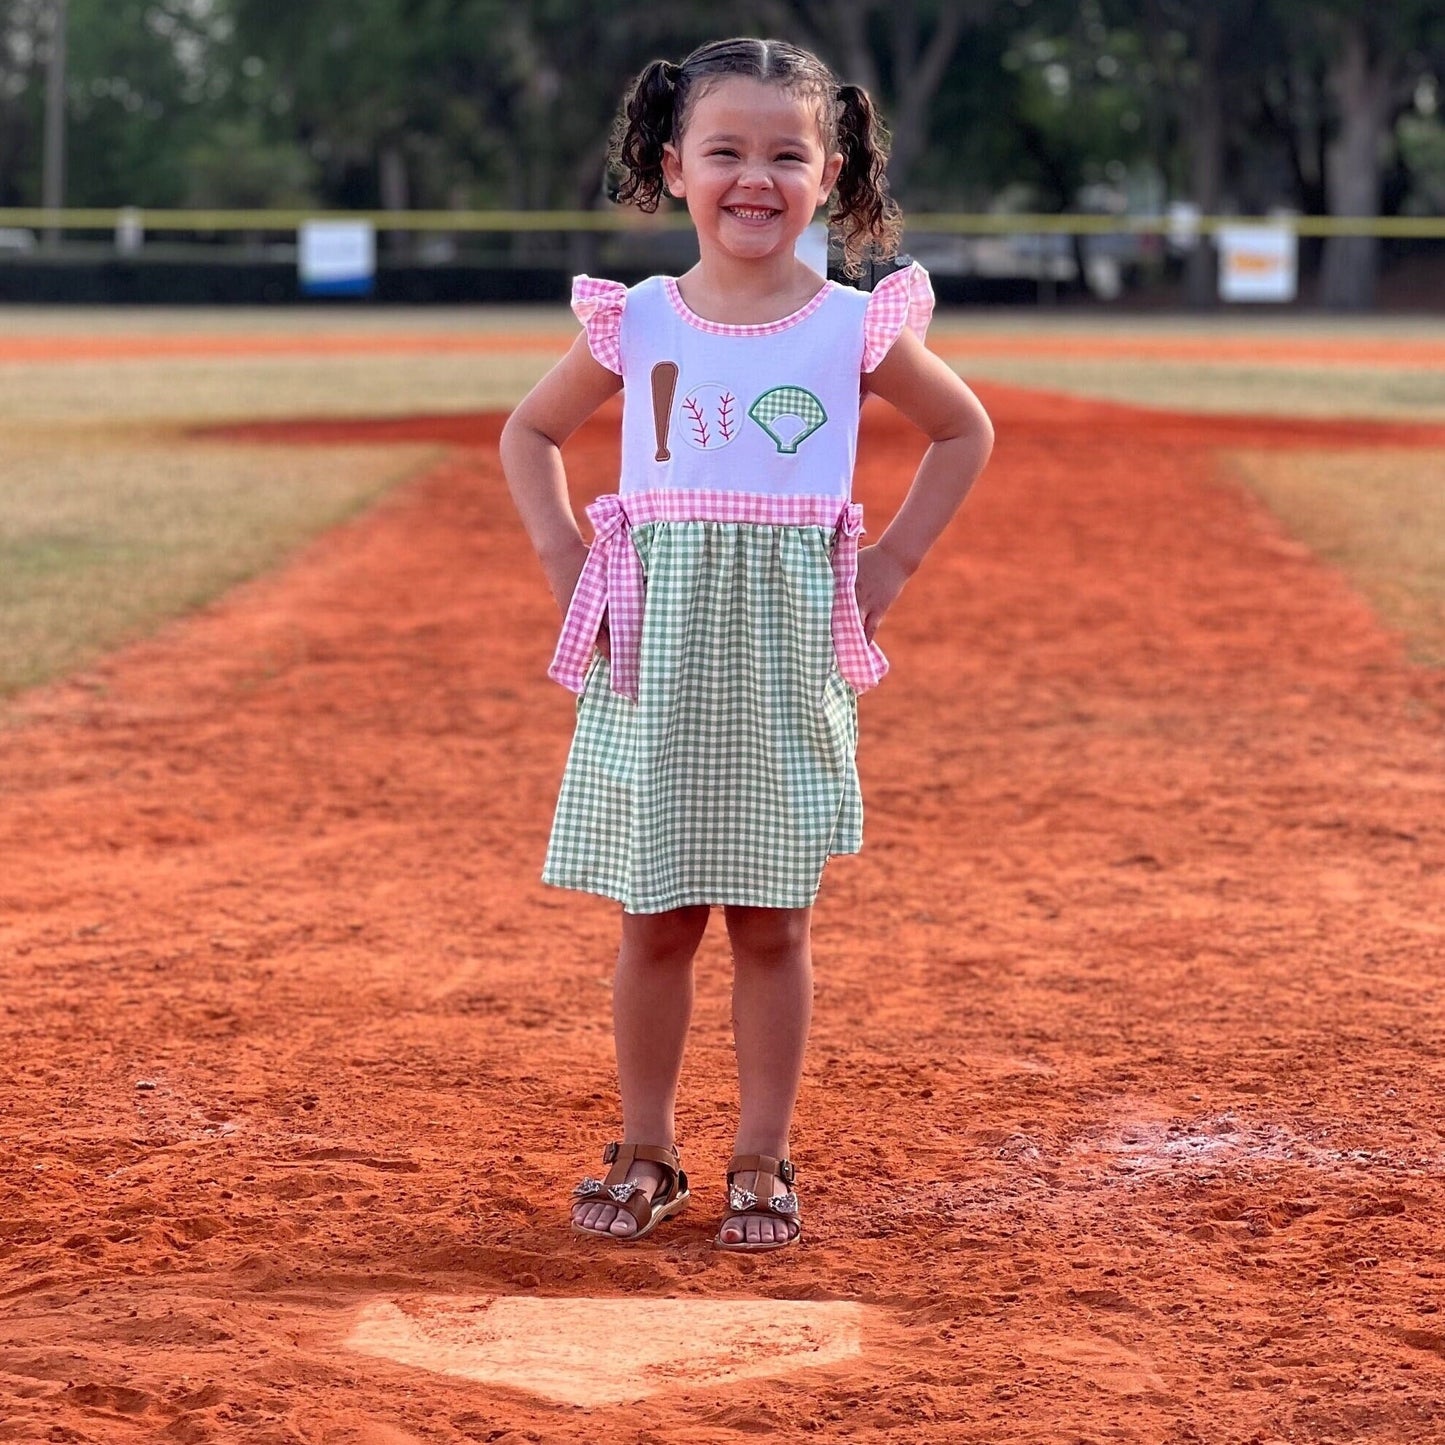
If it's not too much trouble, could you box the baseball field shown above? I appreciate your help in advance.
[1,303,1443,1443]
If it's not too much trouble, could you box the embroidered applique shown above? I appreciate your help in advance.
[679,383,740,451]
[650,361,679,461]
[748,386,828,454]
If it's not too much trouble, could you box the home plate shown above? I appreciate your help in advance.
[345,1295,868,1406]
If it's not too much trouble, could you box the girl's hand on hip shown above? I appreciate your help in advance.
[854,543,910,644]
[542,541,590,617]
[543,544,608,658]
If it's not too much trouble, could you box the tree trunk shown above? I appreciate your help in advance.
[1185,9,1222,308]
[378,142,410,262]
[42,0,67,249]
[797,0,974,195]
[1319,17,1393,310]
[883,2,966,192]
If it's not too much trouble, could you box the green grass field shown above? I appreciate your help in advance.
[0,305,1441,699]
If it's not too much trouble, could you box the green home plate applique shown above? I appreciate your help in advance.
[749,386,828,454]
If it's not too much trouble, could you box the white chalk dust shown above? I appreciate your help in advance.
[344,1295,868,1406]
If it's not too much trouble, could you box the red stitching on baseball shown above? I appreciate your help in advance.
[684,395,709,447]
[718,392,735,441]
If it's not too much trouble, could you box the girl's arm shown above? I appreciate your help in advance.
[855,328,995,641]
[499,335,624,613]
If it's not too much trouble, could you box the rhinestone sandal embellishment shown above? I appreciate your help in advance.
[726,1186,799,1216]
[573,1177,646,1204]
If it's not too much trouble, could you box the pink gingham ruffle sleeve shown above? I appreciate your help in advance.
[570,275,626,374]
[861,261,935,373]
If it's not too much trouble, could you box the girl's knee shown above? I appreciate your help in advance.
[621,904,710,963]
[724,905,811,966]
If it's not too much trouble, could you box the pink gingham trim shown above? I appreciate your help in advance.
[861,261,935,372]
[663,277,834,335]
[548,495,644,698]
[548,490,888,700]
[571,275,626,373]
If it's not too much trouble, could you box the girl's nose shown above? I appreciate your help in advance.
[737,162,775,189]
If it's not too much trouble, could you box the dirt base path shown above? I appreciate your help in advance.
[2,387,1444,1444]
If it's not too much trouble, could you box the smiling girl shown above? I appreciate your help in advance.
[500,37,994,1252]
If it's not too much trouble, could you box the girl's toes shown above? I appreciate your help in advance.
[576,1202,613,1234]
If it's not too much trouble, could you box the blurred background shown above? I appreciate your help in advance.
[1,0,1442,309]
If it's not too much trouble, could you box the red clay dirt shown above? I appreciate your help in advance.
[2,381,1445,1444]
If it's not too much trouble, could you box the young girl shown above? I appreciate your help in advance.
[500,37,993,1252]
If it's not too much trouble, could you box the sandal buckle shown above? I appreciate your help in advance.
[778,1159,795,1185]
[602,1141,619,1164]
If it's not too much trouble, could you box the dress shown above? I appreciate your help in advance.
[542,264,934,913]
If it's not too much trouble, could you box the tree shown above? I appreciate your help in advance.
[0,0,53,206]
[60,0,232,206]
[1304,0,1445,308]
[746,0,994,195]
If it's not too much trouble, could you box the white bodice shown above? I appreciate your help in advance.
[613,276,868,499]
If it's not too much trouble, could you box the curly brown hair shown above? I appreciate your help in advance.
[608,37,902,279]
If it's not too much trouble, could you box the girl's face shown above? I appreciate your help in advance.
[661,76,843,269]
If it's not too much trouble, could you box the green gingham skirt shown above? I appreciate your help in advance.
[543,518,861,913]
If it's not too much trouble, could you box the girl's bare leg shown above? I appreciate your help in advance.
[720,904,813,1247]
[572,904,709,1237]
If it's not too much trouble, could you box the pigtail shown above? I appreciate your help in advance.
[831,84,903,278]
[608,59,682,212]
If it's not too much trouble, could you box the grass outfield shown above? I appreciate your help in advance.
[0,304,1441,699]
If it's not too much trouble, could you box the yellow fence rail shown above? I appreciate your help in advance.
[1,208,1443,238]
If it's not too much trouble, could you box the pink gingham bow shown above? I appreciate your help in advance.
[548,494,646,700]
[830,502,889,691]
[549,491,889,702]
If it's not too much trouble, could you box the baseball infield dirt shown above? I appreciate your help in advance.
[2,381,1444,1443]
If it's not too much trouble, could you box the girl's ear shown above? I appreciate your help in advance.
[662,143,685,199]
[817,150,844,206]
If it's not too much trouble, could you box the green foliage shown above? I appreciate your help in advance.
[0,0,53,204]
[183,116,316,208]
[63,0,231,206]
[2,0,1442,225]
[1398,110,1445,215]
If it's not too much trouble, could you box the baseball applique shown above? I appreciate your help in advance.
[748,386,828,454]
[678,383,740,452]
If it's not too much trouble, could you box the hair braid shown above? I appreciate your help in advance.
[831,84,903,277]
[608,59,681,212]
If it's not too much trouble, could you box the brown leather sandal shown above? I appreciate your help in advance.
[570,1141,689,1241]
[714,1152,801,1253]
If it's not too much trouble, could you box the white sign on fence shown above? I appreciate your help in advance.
[1217,224,1298,303]
[298,220,376,297]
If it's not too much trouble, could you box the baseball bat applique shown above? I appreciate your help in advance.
[651,361,679,461]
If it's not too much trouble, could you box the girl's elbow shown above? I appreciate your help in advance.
[932,407,994,455]
[500,409,552,462]
[500,408,531,453]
